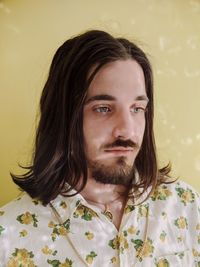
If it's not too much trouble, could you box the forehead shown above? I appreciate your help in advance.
[86,59,146,100]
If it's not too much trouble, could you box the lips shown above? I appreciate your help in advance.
[104,147,134,155]
[104,147,133,152]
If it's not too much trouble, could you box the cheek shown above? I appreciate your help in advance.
[83,117,102,149]
[83,118,112,153]
[140,119,147,141]
[137,117,146,141]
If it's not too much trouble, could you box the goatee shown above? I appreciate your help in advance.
[88,156,135,186]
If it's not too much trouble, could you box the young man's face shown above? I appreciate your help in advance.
[83,59,148,185]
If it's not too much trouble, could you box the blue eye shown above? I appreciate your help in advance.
[131,107,145,113]
[95,106,111,113]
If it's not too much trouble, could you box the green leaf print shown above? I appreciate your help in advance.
[123,230,128,237]
[8,248,36,266]
[16,212,38,227]
[51,219,70,241]
[63,219,70,230]
[174,216,188,229]
[73,205,98,221]
[124,205,135,213]
[0,225,5,235]
[0,211,5,216]
[175,187,195,206]
[108,236,120,250]
[47,259,61,266]
[85,251,97,264]
[32,200,39,205]
[131,239,143,250]
[151,185,172,201]
[47,258,73,266]
[12,248,34,258]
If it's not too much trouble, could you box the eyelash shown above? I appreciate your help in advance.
[94,106,111,114]
[131,107,146,113]
[94,106,146,114]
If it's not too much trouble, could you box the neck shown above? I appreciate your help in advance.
[79,177,129,205]
[76,177,129,230]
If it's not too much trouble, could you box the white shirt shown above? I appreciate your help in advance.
[0,180,200,266]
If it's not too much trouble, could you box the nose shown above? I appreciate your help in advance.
[112,111,137,140]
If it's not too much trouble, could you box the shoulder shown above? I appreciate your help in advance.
[145,180,200,259]
[1,193,43,211]
[0,193,50,227]
[0,193,53,263]
[150,179,200,204]
[149,179,200,219]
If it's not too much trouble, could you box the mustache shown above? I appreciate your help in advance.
[103,139,139,149]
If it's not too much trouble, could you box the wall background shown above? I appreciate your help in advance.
[0,0,200,206]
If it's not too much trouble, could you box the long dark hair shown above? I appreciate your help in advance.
[12,30,171,204]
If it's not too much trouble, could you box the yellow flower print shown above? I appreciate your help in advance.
[182,191,193,202]
[174,216,188,229]
[138,205,148,217]
[192,248,200,257]
[42,245,57,256]
[42,245,52,255]
[127,225,136,235]
[51,219,70,241]
[196,223,200,230]
[151,185,172,201]
[118,233,129,252]
[73,206,85,217]
[14,248,30,259]
[108,236,120,250]
[141,238,154,257]
[132,237,154,260]
[60,201,67,209]
[109,234,129,253]
[176,187,195,206]
[7,248,36,267]
[124,205,135,214]
[159,231,166,242]
[177,235,185,242]
[85,231,94,240]
[19,229,28,237]
[60,263,71,267]
[17,212,38,227]
[58,225,68,235]
[110,256,118,264]
[21,213,33,224]
[85,251,97,264]
[48,221,55,228]
[73,205,98,221]
[156,258,169,267]
[47,258,73,266]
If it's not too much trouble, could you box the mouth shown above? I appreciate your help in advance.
[104,147,134,156]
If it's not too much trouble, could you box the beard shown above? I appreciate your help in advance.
[87,156,135,186]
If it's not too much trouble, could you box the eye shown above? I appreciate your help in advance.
[94,106,111,114]
[131,107,146,114]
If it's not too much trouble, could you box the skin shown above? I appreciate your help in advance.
[81,59,148,229]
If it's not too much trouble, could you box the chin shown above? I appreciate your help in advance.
[88,156,135,186]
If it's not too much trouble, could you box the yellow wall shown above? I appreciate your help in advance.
[1,0,200,206]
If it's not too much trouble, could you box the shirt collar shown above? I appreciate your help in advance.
[49,182,152,224]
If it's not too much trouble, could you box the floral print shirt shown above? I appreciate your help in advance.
[0,180,200,267]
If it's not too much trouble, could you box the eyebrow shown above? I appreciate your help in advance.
[85,94,149,104]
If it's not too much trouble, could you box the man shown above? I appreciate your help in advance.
[0,30,199,266]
